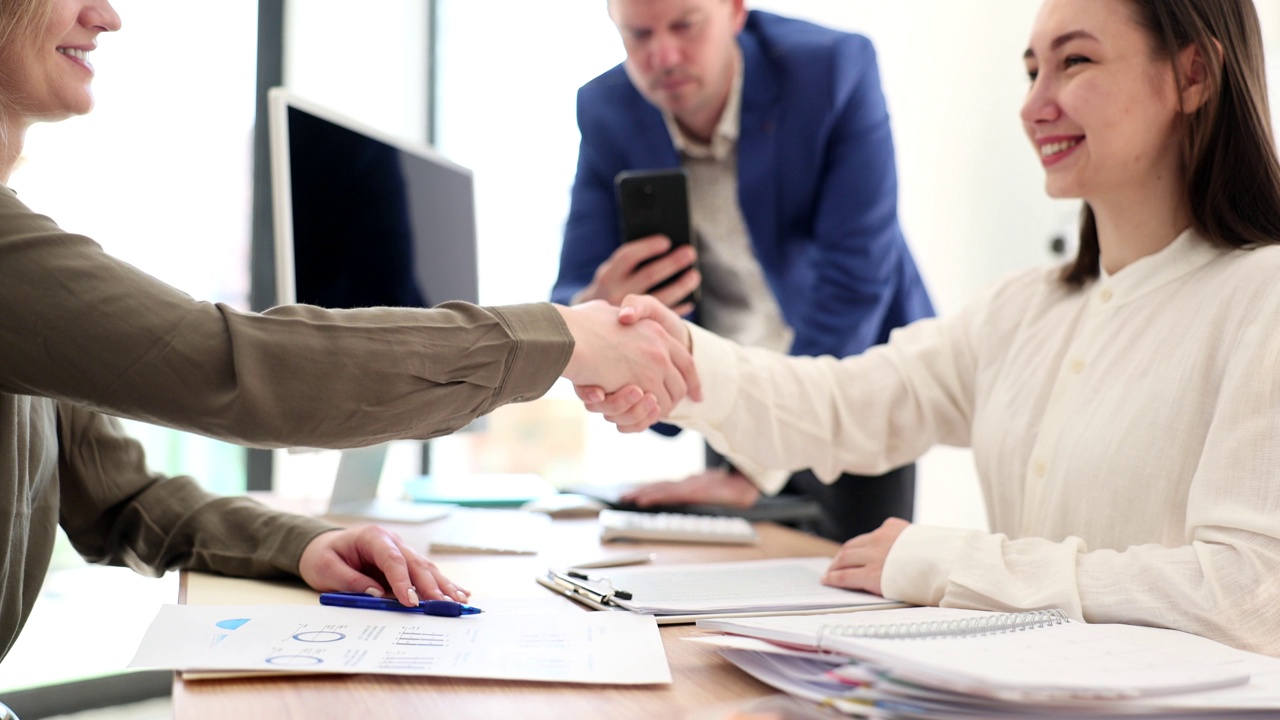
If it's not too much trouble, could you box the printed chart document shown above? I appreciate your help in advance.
[130,603,670,685]
[543,557,901,618]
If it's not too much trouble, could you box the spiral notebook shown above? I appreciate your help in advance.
[697,607,1251,702]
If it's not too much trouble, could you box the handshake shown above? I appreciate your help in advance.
[555,295,700,432]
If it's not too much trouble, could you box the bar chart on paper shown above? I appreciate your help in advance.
[130,603,671,685]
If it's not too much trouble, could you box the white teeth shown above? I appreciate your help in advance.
[1041,139,1081,157]
[58,48,87,61]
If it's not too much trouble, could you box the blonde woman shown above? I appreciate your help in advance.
[0,0,699,662]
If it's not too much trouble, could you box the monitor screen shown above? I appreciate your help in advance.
[266,89,480,523]
[268,88,479,309]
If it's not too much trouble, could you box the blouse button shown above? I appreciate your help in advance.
[1099,288,1114,303]
[1070,358,1086,374]
[1033,460,1047,478]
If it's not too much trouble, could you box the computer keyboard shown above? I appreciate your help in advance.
[598,509,759,545]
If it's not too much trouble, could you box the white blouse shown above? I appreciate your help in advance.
[668,229,1280,655]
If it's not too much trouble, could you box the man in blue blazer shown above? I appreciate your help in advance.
[551,0,934,541]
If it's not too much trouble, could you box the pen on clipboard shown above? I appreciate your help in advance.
[544,552,650,607]
[319,591,483,617]
[548,569,634,603]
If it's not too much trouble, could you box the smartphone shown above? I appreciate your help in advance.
[615,168,699,306]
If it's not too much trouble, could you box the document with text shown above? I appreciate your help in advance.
[130,603,671,685]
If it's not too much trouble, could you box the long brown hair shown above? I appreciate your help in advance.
[1063,0,1280,285]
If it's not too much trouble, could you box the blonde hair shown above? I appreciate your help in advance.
[0,0,54,147]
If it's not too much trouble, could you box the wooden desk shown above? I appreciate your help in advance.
[172,517,841,719]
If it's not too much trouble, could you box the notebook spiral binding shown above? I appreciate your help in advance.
[816,608,1070,644]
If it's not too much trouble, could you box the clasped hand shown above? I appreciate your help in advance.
[557,295,699,430]
[564,297,912,596]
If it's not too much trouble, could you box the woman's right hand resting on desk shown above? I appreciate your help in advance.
[822,518,910,598]
[299,525,470,607]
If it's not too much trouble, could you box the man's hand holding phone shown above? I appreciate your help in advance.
[573,168,700,314]
[572,235,700,316]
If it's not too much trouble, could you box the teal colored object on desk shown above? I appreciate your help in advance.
[403,473,557,507]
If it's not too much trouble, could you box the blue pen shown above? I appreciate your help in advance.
[319,591,483,617]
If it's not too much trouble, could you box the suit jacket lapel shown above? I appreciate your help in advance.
[627,95,682,168]
[736,24,781,264]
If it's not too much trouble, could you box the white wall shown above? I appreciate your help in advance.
[433,3,622,306]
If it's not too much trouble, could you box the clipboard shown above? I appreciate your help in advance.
[536,559,906,626]
[538,569,626,613]
[537,570,762,625]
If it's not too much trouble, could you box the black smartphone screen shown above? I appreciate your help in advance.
[615,168,698,305]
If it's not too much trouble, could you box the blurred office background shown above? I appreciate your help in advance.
[6,0,1280,715]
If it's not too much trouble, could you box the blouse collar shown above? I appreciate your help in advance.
[1093,227,1227,305]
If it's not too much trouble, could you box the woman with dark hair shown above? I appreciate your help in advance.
[0,0,699,665]
[590,0,1280,655]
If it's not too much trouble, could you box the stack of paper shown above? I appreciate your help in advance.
[695,607,1280,717]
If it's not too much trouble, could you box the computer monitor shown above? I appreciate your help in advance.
[268,87,478,523]
[269,88,478,311]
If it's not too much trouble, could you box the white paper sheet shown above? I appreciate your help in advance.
[568,557,894,615]
[130,603,670,685]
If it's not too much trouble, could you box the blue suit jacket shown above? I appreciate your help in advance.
[552,11,934,360]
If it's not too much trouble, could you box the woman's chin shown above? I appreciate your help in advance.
[31,104,91,125]
[1042,180,1082,200]
[45,90,96,121]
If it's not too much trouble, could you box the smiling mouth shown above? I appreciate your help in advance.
[57,47,88,61]
[1041,138,1082,158]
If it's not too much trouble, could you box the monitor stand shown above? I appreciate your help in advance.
[325,444,453,524]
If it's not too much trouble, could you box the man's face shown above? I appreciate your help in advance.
[609,0,746,130]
